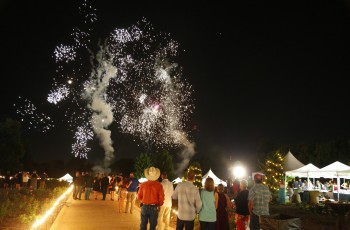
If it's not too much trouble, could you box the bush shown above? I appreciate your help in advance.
[0,184,69,228]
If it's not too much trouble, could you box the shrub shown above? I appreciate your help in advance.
[0,184,69,228]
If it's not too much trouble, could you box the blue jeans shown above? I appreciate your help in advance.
[140,205,159,230]
[176,218,194,230]
[249,213,260,230]
[85,187,92,200]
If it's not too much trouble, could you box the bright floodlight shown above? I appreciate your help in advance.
[233,165,246,178]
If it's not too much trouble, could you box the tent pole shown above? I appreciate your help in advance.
[337,176,340,201]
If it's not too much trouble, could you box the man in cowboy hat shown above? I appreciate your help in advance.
[138,166,165,230]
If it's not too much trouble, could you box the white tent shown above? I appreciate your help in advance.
[319,161,350,177]
[285,163,320,178]
[283,151,304,172]
[58,173,73,183]
[138,177,148,183]
[172,177,183,184]
[337,169,350,178]
[319,161,350,201]
[202,169,227,187]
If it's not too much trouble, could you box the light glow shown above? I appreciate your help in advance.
[233,166,246,178]
[31,185,73,229]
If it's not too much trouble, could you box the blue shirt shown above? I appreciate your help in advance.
[199,190,216,222]
[127,177,139,192]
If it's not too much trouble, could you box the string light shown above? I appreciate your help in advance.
[31,185,73,229]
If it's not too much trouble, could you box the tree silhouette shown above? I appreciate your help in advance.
[152,150,175,181]
[0,118,25,172]
[134,152,152,179]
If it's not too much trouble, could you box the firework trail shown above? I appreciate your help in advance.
[83,46,117,169]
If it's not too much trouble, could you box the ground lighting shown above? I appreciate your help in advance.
[31,185,74,229]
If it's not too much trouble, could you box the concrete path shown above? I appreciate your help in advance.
[50,192,175,230]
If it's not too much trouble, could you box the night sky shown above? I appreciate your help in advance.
[2,1,350,177]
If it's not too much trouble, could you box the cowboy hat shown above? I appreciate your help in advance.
[144,167,160,181]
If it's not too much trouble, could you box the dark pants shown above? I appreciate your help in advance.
[176,218,195,230]
[140,205,159,230]
[249,212,260,230]
[101,187,107,200]
[199,221,216,230]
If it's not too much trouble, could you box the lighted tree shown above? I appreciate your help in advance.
[261,150,285,192]
[184,161,203,189]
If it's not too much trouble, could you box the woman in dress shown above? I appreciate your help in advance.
[109,175,116,201]
[278,180,286,204]
[118,178,128,213]
[215,183,232,230]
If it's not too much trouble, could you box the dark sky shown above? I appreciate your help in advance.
[2,1,350,176]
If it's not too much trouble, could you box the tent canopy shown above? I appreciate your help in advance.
[283,151,304,172]
[319,161,350,178]
[172,177,183,184]
[285,163,320,177]
[202,169,227,187]
[58,173,73,183]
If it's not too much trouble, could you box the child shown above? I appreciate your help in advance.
[118,184,127,213]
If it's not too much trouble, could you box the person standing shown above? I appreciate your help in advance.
[40,172,48,189]
[138,167,164,230]
[109,175,116,201]
[234,179,250,230]
[15,171,23,189]
[157,172,174,230]
[248,173,272,230]
[232,179,240,199]
[215,183,232,230]
[84,171,94,200]
[30,171,39,190]
[4,171,11,189]
[172,170,202,230]
[73,171,83,200]
[100,173,110,200]
[125,172,139,214]
[22,172,30,188]
[118,179,127,213]
[278,180,286,205]
[92,173,101,200]
[199,177,218,230]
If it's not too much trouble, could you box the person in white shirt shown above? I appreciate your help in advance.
[172,170,202,230]
[157,172,174,230]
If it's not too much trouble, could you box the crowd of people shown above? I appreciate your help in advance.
[0,167,271,230]
[285,176,343,203]
[1,170,48,190]
[67,167,272,230]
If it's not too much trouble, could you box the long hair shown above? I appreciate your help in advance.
[204,177,215,192]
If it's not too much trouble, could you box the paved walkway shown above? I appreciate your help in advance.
[50,192,175,230]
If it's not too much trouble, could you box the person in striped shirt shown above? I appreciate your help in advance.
[172,170,202,230]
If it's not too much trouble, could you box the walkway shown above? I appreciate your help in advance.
[50,192,175,230]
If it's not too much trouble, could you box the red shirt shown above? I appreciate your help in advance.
[138,180,164,206]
